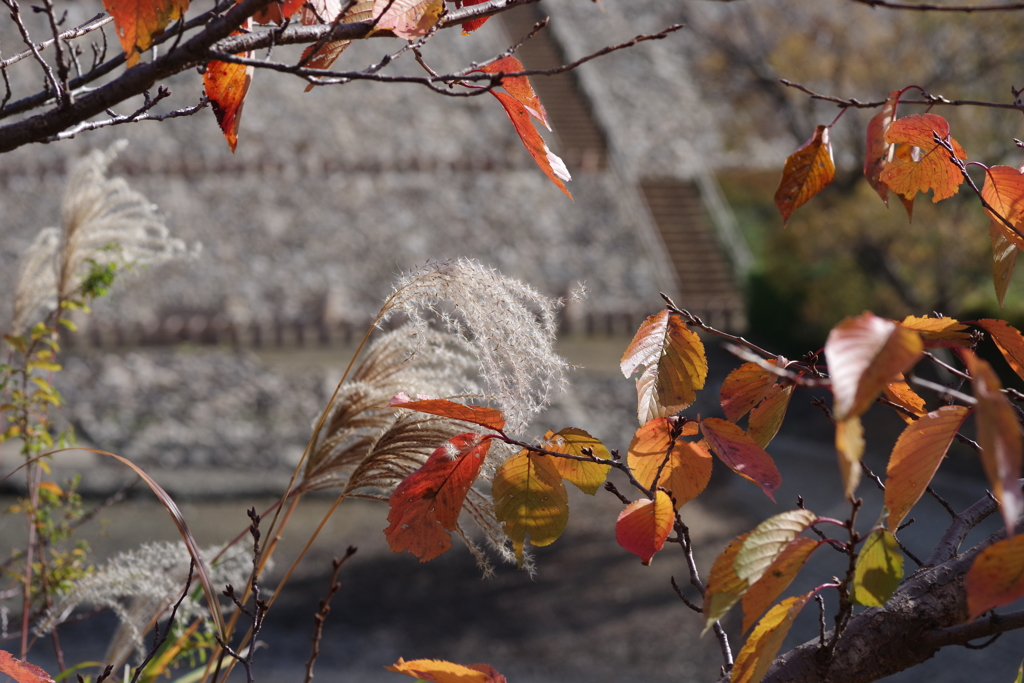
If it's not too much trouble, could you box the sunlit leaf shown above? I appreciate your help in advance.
[880,113,967,203]
[735,509,818,585]
[621,310,708,424]
[883,377,927,424]
[541,428,611,495]
[385,433,491,561]
[966,534,1024,621]
[627,417,712,509]
[1014,660,1023,683]
[298,1,375,91]
[836,416,865,499]
[490,91,572,199]
[747,383,793,450]
[976,319,1024,384]
[899,315,972,348]
[700,418,781,501]
[0,651,55,683]
[702,533,750,634]
[991,223,1019,309]
[741,537,819,633]
[253,0,304,23]
[731,593,813,683]
[204,23,253,153]
[476,56,549,129]
[864,91,900,206]
[774,125,835,224]
[389,392,506,432]
[982,165,1024,254]
[493,449,569,565]
[615,490,674,566]
[385,657,506,683]
[459,0,490,33]
[373,0,444,39]
[102,0,190,67]
[963,350,1024,535]
[852,529,904,606]
[720,362,775,422]
[885,405,971,532]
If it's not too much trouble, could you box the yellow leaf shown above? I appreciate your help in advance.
[882,377,927,424]
[852,529,904,606]
[38,481,63,498]
[542,428,611,495]
[966,535,1024,622]
[492,450,569,566]
[385,657,505,682]
[720,363,775,422]
[747,383,793,450]
[731,593,813,683]
[836,416,865,499]
[628,418,712,509]
[735,509,818,585]
[702,533,750,634]
[899,315,971,348]
[774,125,835,224]
[742,537,819,633]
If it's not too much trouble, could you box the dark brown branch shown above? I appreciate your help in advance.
[925,493,998,565]
[849,0,1024,10]
[780,78,1024,111]
[304,547,357,683]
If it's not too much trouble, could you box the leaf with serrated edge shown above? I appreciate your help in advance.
[991,223,1019,309]
[490,91,572,199]
[774,125,835,224]
[735,509,818,585]
[885,405,971,532]
[732,593,814,683]
[742,537,819,633]
[825,312,924,421]
[542,428,611,495]
[621,310,708,424]
[721,362,775,422]
[852,529,904,607]
[628,418,712,510]
[880,113,967,203]
[389,392,505,431]
[966,535,1024,621]
[964,350,1024,535]
[883,377,927,425]
[702,533,750,634]
[386,657,506,683]
[982,165,1024,253]
[460,0,491,33]
[864,91,900,206]
[700,418,781,501]
[976,319,1024,384]
[385,433,491,561]
[747,383,793,450]
[615,490,674,566]
[204,25,253,153]
[0,651,55,683]
[900,315,972,348]
[493,450,568,565]
[102,0,190,67]
[836,416,865,499]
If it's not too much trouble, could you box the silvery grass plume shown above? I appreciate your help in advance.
[36,541,254,668]
[12,141,191,334]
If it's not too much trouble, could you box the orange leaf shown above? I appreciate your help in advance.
[880,113,967,203]
[899,315,972,348]
[492,449,568,565]
[964,350,1024,535]
[976,319,1024,384]
[386,657,506,683]
[864,91,900,206]
[102,0,190,67]
[990,222,1019,309]
[982,165,1024,253]
[490,91,572,198]
[747,383,793,450]
[0,651,55,683]
[298,1,374,91]
[882,377,927,425]
[389,392,506,431]
[700,418,781,501]
[252,0,304,24]
[476,56,548,129]
[385,433,491,561]
[825,312,924,421]
[884,405,971,532]
[732,593,814,683]
[774,125,835,224]
[204,27,253,153]
[836,416,865,499]
[615,490,674,566]
[459,0,490,33]
[702,533,750,633]
[373,0,443,38]
[734,509,818,585]
[541,428,611,495]
[741,537,819,633]
[627,417,713,509]
[720,362,775,422]
[966,535,1024,621]
[621,310,708,424]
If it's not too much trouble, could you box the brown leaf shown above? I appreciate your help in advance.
[966,534,1024,621]
[976,319,1024,384]
[990,222,1019,309]
[102,0,190,67]
[253,0,304,24]
[774,125,835,224]
[880,113,967,203]
[720,362,775,422]
[864,91,900,206]
[982,165,1024,253]
[373,0,444,39]
[700,417,781,502]
[747,383,793,450]
[628,417,712,509]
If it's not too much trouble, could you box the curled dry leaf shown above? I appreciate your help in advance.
[734,509,818,585]
[702,533,750,634]
[880,113,967,204]
[852,529,904,607]
[700,417,781,501]
[774,125,835,224]
[492,449,568,565]
[615,490,674,566]
[741,536,819,634]
[386,657,507,683]
[627,417,712,509]
[965,534,1024,622]
[731,593,814,683]
[102,0,190,67]
[541,427,611,495]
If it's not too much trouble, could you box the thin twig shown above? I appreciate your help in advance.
[780,78,1024,112]
[128,559,196,683]
[850,0,1024,11]
[304,547,357,683]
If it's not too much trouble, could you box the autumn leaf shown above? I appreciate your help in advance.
[490,91,572,199]
[700,418,781,501]
[204,24,253,153]
[102,0,190,67]
[965,534,1024,621]
[386,657,506,683]
[702,533,750,634]
[975,319,1024,384]
[385,433,491,561]
[477,57,549,129]
[459,0,490,33]
[741,537,819,633]
[882,377,927,425]
[747,383,793,450]
[734,509,818,585]
[389,392,506,432]
[621,310,708,424]
[492,449,569,565]
[720,362,775,422]
[627,417,712,509]
[615,490,674,566]
[0,651,55,683]
[298,0,375,91]
[991,223,1019,309]
[864,91,900,206]
[852,529,904,607]
[963,350,1024,535]
[836,416,865,499]
[982,165,1024,253]
[774,125,835,224]
[253,0,304,24]
[731,593,814,683]
[899,315,972,348]
[885,405,971,532]
[880,113,967,203]
[541,427,611,495]
[373,0,444,39]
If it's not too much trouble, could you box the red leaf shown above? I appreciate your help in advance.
[389,392,506,431]
[490,91,571,198]
[774,125,835,224]
[204,27,253,153]
[385,433,491,561]
[477,57,548,129]
[966,535,1024,621]
[252,0,305,24]
[0,651,55,683]
[615,490,674,565]
[982,165,1024,253]
[700,418,781,501]
[880,113,967,203]
[864,91,900,206]
[102,0,190,67]
[459,0,490,33]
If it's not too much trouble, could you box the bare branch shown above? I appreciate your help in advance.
[849,0,1024,11]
